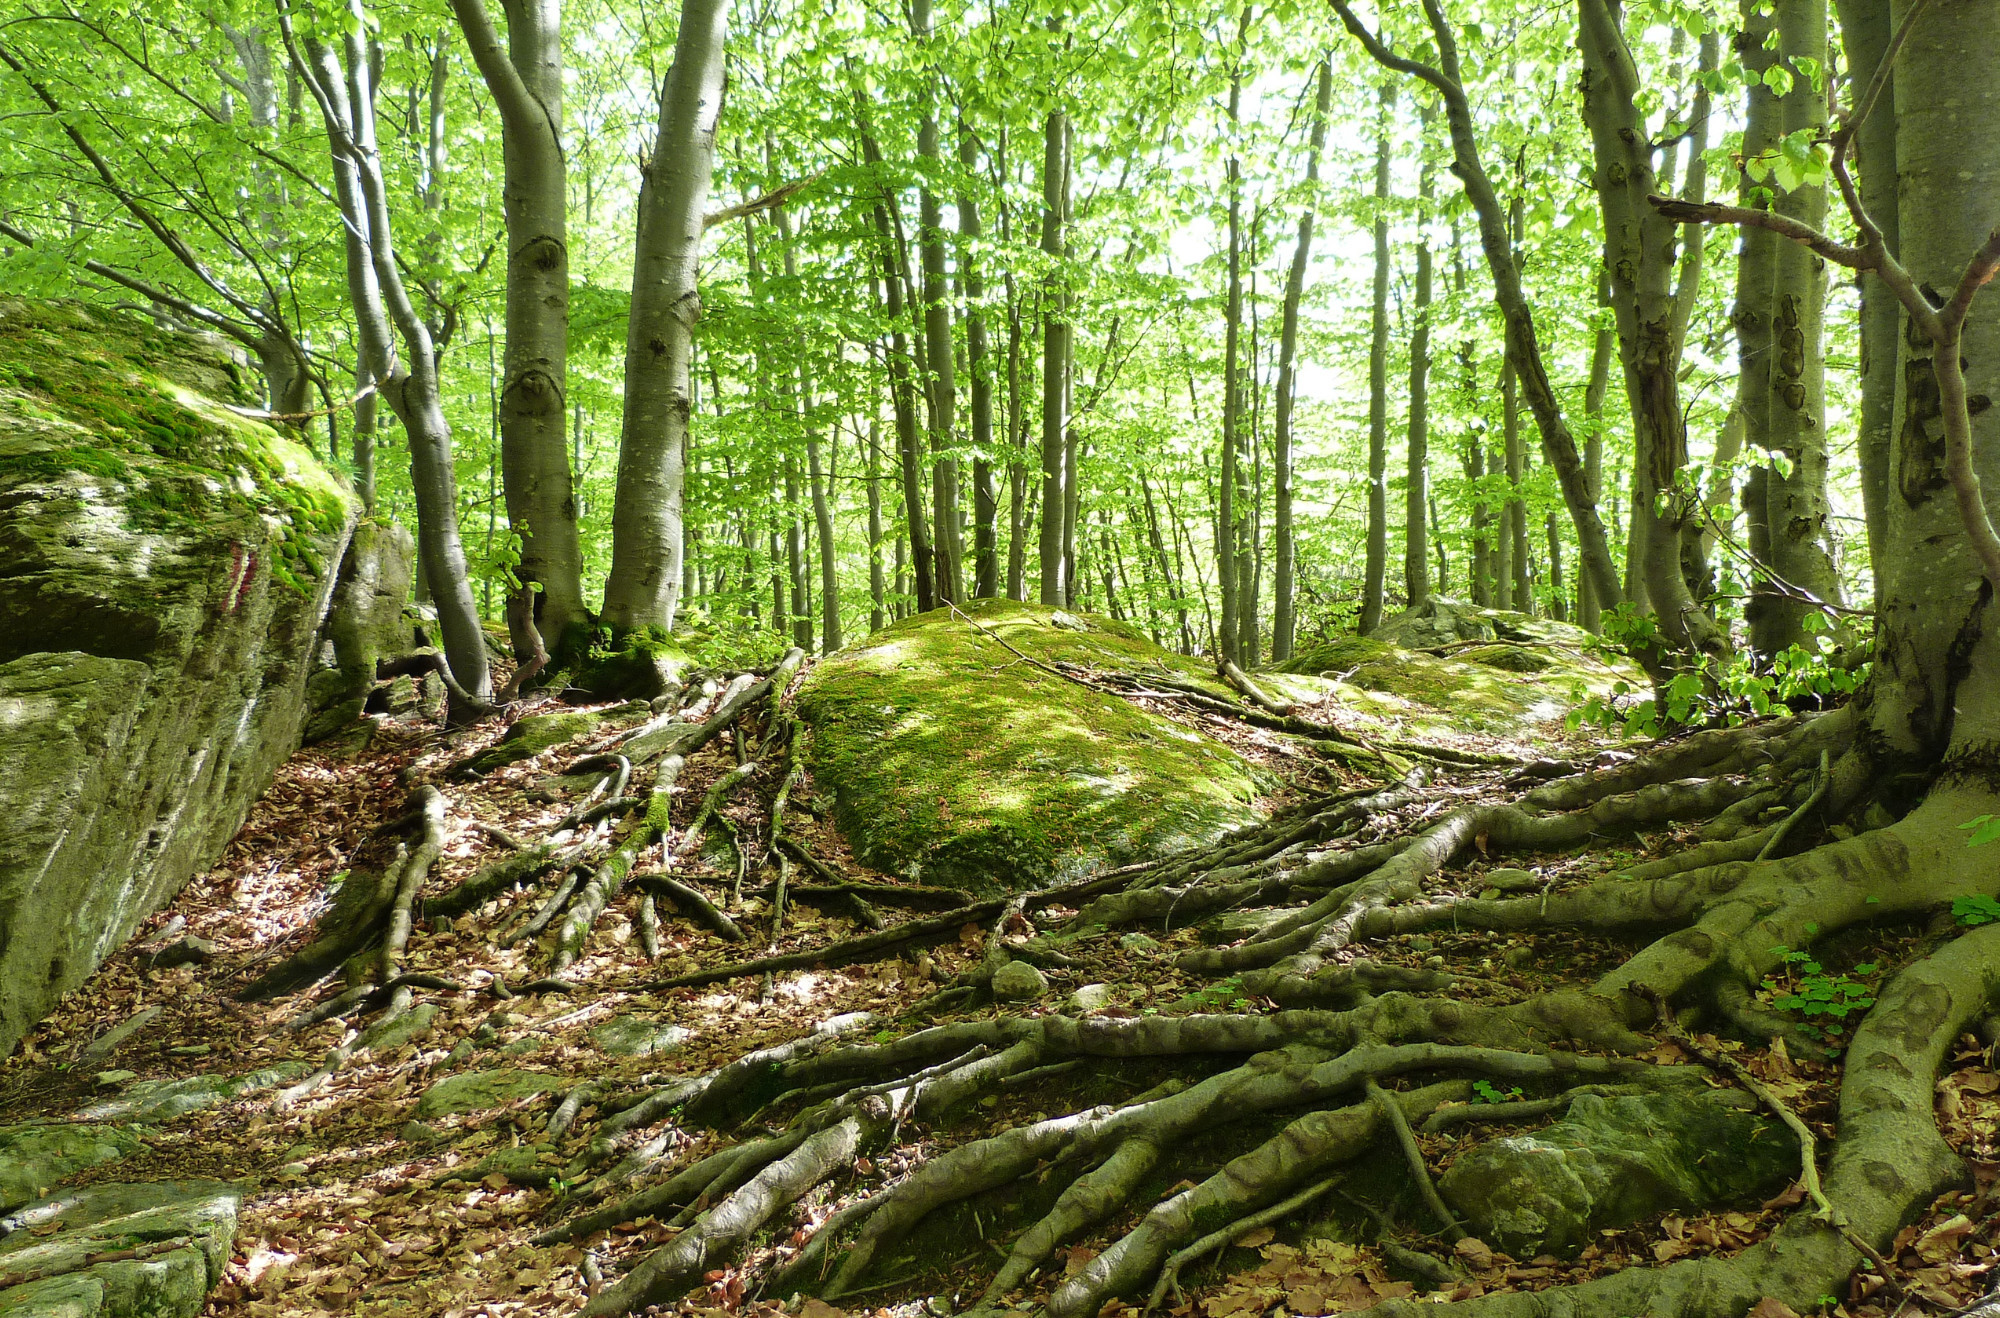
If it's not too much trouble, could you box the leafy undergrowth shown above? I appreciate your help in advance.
[1,649,1995,1318]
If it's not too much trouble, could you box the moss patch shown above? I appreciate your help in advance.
[797,599,1263,893]
[449,710,602,779]
[0,299,350,596]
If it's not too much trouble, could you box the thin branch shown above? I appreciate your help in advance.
[704,175,818,229]
[1647,195,1870,271]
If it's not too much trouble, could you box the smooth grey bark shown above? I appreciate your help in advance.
[1272,58,1332,661]
[1503,323,1529,612]
[1037,107,1070,607]
[1755,0,1845,656]
[1404,100,1435,610]
[1503,192,1530,614]
[913,0,961,604]
[279,5,490,701]
[958,123,999,599]
[449,0,587,655]
[1360,83,1393,635]
[601,0,727,634]
[1727,0,1780,637]
[1577,268,1614,632]
[770,191,837,652]
[1833,0,1897,604]
[859,110,935,612]
[1332,0,1625,628]
[1576,0,1728,669]
[1871,0,2000,764]
[867,414,888,633]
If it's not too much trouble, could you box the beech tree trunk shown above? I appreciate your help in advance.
[959,124,1000,599]
[601,0,727,635]
[1272,58,1332,662]
[1360,84,1392,636]
[1834,0,1898,606]
[1404,102,1436,610]
[1755,0,1845,656]
[913,0,961,605]
[281,6,490,701]
[1037,107,1070,608]
[449,0,587,657]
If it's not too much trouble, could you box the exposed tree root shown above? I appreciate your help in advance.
[322,681,2000,1318]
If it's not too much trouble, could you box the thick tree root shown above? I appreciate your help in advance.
[518,707,2000,1317]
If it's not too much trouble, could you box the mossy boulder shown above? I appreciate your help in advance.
[0,299,356,1059]
[797,600,1263,893]
[1437,1088,1796,1257]
[1273,601,1641,739]
[0,1124,146,1213]
[0,1179,240,1318]
[576,632,692,701]
[412,1068,558,1119]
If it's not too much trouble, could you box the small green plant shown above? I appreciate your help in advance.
[1568,610,1865,737]
[1961,814,2000,847]
[1953,895,2000,927]
[1762,947,1877,1042]
[1472,1080,1523,1105]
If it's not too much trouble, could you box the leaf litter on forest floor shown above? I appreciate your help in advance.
[3,668,2000,1318]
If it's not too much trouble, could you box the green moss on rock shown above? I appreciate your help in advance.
[798,600,1263,893]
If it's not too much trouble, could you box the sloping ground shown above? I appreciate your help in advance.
[797,600,1265,892]
[0,298,355,1060]
[0,671,1986,1318]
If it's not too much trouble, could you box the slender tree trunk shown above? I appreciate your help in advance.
[600,0,726,635]
[282,8,490,700]
[1578,268,1614,632]
[1359,84,1393,634]
[1756,0,1845,655]
[860,113,935,612]
[449,0,586,657]
[1218,44,1251,655]
[1037,107,1070,607]
[958,123,999,599]
[1270,66,1330,660]
[1503,191,1532,613]
[1576,0,1727,669]
[913,0,961,604]
[867,414,887,632]
[1404,102,1436,609]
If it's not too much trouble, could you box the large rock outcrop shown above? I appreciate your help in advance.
[797,600,1264,892]
[0,299,356,1058]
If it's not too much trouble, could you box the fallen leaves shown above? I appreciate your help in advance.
[1199,1239,1413,1317]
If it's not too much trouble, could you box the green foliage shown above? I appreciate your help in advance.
[1472,1080,1523,1105]
[1952,895,2000,927]
[1568,607,1865,737]
[1761,946,1876,1041]
[1961,816,2000,848]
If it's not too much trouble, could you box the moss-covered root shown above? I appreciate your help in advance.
[1343,922,2000,1318]
[583,1109,885,1318]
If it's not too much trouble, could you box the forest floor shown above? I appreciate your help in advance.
[5,643,2000,1318]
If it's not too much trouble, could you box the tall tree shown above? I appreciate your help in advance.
[912,0,962,604]
[449,0,588,658]
[959,123,1000,599]
[1272,56,1332,662]
[1359,82,1393,635]
[277,0,491,702]
[1753,0,1845,655]
[1036,103,1070,608]
[1403,101,1436,610]
[601,0,728,635]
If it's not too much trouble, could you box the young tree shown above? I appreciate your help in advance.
[278,0,491,703]
[1271,56,1332,662]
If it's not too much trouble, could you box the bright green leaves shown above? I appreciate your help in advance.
[1960,816,2000,849]
[1743,128,1831,194]
[1954,895,2000,926]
